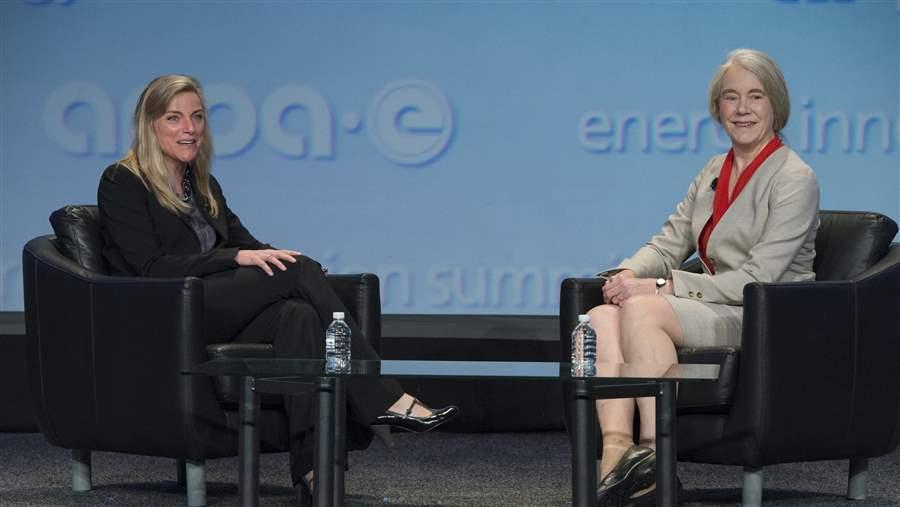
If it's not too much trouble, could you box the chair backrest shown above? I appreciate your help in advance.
[48,206,899,281]
[48,205,109,274]
[813,210,898,281]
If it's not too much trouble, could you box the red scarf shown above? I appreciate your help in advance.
[697,136,783,274]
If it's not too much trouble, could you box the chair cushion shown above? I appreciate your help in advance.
[49,205,108,274]
[205,343,285,409]
[814,210,898,281]
[676,346,740,413]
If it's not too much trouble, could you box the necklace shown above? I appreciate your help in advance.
[181,167,194,202]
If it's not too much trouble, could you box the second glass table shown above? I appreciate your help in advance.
[188,359,719,507]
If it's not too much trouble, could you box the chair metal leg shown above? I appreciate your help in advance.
[72,449,92,491]
[315,377,336,507]
[177,458,187,486]
[742,467,763,507]
[185,459,206,507]
[656,381,678,507]
[570,379,596,507]
[847,458,868,500]
[239,376,260,507]
[334,378,347,507]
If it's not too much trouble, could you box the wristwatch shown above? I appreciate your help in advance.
[655,278,667,295]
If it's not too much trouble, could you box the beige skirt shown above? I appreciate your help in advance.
[662,295,743,347]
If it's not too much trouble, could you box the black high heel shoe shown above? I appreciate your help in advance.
[596,445,656,506]
[373,397,459,433]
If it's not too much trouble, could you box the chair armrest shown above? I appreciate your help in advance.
[559,277,606,361]
[24,237,218,456]
[326,273,382,352]
[734,242,900,463]
[851,243,900,456]
[728,279,864,463]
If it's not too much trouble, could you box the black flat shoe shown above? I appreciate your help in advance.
[623,476,684,507]
[597,445,656,507]
[373,397,459,433]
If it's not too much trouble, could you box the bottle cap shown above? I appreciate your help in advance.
[578,314,590,323]
[333,311,345,320]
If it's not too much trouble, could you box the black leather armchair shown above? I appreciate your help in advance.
[560,210,900,505]
[23,205,383,507]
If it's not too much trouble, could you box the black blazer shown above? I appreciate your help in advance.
[98,164,270,277]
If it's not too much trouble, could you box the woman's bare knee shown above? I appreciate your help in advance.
[587,303,617,324]
[586,304,624,362]
[619,295,682,359]
[620,295,683,345]
[619,295,675,333]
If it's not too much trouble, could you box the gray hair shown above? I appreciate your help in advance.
[708,49,790,134]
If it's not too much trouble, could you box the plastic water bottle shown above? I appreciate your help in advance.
[325,311,351,372]
[571,314,596,376]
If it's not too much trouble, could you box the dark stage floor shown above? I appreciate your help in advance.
[1,431,898,506]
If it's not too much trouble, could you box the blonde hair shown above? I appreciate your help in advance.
[118,75,219,217]
[708,49,790,135]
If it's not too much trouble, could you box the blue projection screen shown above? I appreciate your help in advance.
[1,0,898,315]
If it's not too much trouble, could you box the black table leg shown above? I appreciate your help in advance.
[570,379,597,507]
[239,376,260,507]
[315,377,336,507]
[334,377,346,506]
[656,381,677,507]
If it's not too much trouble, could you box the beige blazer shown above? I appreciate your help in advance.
[617,146,819,305]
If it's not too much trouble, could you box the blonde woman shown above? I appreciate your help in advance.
[98,75,458,504]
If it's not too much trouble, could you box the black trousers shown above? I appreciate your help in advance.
[202,255,404,483]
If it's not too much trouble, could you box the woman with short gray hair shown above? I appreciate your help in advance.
[589,49,819,505]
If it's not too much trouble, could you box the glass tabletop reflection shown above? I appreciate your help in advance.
[187,358,718,383]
